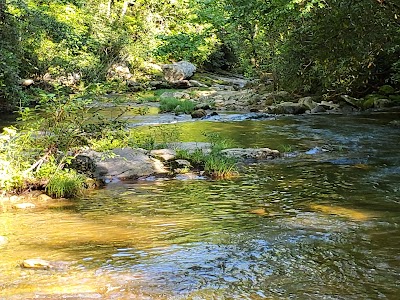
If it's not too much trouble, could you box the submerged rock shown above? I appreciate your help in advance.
[221,148,280,160]
[249,208,267,216]
[21,258,71,271]
[389,120,400,128]
[21,258,52,269]
[12,203,36,209]
[37,194,53,202]
[0,236,8,247]
[309,204,373,221]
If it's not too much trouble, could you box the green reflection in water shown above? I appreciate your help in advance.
[1,112,400,299]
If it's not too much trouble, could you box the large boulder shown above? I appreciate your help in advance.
[162,61,196,82]
[74,148,168,181]
[107,63,132,80]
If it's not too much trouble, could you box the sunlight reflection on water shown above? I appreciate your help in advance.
[1,112,400,299]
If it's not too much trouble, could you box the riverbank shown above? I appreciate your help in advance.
[1,69,400,199]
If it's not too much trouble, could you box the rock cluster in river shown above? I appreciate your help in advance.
[73,144,280,183]
[150,66,400,115]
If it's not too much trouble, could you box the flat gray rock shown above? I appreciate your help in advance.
[76,148,168,181]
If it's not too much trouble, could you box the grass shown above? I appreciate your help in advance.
[204,155,238,179]
[159,97,196,114]
[134,89,181,103]
[46,169,85,198]
[175,134,238,179]
[278,144,294,153]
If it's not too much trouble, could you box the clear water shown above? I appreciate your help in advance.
[1,112,399,299]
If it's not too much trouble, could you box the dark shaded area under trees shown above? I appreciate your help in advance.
[1,0,399,110]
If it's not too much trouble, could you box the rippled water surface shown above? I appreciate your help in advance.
[1,112,399,299]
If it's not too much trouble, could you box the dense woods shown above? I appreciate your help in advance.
[1,0,399,109]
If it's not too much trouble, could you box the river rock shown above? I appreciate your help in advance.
[319,100,340,111]
[167,142,212,153]
[340,95,361,108]
[267,102,307,115]
[107,63,132,80]
[149,80,171,89]
[160,91,190,100]
[12,203,36,209]
[374,98,392,108]
[188,79,208,87]
[310,105,327,113]
[75,148,168,181]
[191,109,207,118]
[37,194,53,202]
[162,61,196,82]
[21,258,71,271]
[221,148,280,160]
[298,97,318,110]
[195,103,211,110]
[150,149,177,161]
[0,236,8,246]
[21,258,52,270]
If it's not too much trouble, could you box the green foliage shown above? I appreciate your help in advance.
[200,0,400,94]
[278,144,294,153]
[203,154,237,179]
[1,88,134,194]
[129,125,181,150]
[205,132,235,153]
[175,133,238,179]
[1,0,398,108]
[0,127,34,192]
[155,32,220,66]
[46,168,85,198]
[159,98,196,114]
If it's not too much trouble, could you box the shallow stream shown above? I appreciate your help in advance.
[1,112,399,299]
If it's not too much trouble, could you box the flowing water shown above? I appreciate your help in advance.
[1,112,400,299]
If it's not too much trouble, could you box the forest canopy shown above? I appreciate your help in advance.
[1,0,399,109]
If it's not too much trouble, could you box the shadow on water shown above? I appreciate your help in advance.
[1,112,400,299]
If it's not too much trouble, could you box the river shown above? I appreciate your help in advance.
[1,112,399,299]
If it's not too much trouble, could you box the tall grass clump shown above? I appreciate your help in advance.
[159,98,196,114]
[175,133,238,179]
[46,169,85,198]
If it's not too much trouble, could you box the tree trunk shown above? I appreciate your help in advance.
[107,0,114,18]
[120,1,130,18]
